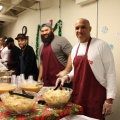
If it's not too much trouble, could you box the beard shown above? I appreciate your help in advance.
[21,44,27,50]
[41,31,54,45]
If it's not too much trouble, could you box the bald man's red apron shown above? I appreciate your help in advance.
[41,44,64,86]
[72,38,106,120]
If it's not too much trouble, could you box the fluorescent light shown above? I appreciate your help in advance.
[0,5,3,10]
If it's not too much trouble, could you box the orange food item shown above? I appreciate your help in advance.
[0,83,16,94]
[20,83,43,92]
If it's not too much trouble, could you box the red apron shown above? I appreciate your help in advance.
[72,38,106,120]
[41,44,65,86]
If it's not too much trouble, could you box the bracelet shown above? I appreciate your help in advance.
[105,101,112,106]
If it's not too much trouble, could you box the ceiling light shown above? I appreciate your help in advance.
[0,5,3,11]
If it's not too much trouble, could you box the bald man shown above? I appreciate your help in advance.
[56,18,117,120]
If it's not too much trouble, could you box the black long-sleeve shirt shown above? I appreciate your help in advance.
[16,45,39,81]
[7,45,21,71]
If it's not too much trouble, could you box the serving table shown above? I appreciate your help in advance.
[0,101,83,120]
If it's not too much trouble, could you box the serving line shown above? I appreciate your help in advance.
[0,100,83,120]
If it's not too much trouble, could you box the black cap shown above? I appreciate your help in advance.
[41,23,52,30]
[15,33,27,40]
[5,37,14,44]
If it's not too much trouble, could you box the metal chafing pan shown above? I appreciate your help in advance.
[0,71,13,83]
[0,70,13,76]
[0,76,12,83]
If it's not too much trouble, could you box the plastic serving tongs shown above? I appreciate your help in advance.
[9,90,34,99]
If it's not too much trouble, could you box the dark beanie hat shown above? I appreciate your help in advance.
[5,37,14,44]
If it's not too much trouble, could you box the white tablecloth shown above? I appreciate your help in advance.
[60,115,99,120]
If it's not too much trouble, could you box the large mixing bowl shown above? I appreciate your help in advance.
[42,87,73,108]
[1,90,38,114]
[20,82,44,92]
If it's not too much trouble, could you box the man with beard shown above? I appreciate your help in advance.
[15,34,39,81]
[37,23,72,88]
[4,37,20,71]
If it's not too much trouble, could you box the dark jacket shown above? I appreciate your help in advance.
[7,45,21,71]
[16,45,39,81]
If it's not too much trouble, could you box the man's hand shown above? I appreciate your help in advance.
[55,75,70,87]
[37,79,42,83]
[56,70,68,78]
[102,100,113,116]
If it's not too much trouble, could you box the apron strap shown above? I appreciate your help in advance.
[75,43,80,57]
[85,37,92,56]
[75,37,92,57]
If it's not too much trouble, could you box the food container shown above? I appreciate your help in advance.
[0,83,16,94]
[0,76,11,83]
[1,90,38,114]
[42,87,73,108]
[0,70,14,83]
[0,70,13,76]
[20,82,44,92]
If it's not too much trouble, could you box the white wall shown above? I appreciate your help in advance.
[1,3,41,50]
[1,0,120,120]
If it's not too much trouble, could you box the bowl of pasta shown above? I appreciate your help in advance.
[0,90,38,114]
[42,87,73,108]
